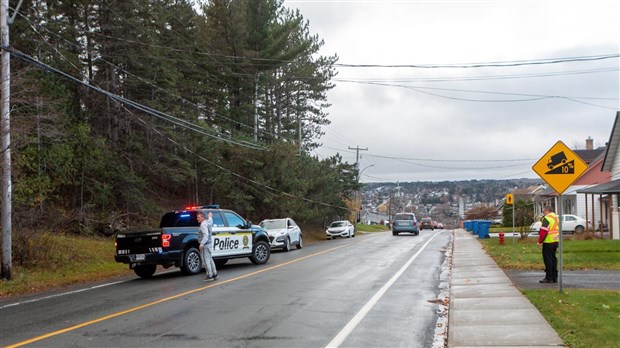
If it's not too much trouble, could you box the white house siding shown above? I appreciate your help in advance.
[612,146,620,239]
[574,190,604,230]
[562,189,604,230]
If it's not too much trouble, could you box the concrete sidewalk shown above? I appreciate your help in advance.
[448,228,565,347]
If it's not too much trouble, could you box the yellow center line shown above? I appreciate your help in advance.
[6,242,354,348]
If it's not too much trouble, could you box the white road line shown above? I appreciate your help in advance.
[0,269,177,310]
[325,232,443,348]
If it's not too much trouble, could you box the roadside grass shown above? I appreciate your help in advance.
[523,289,620,348]
[303,223,389,243]
[356,223,390,233]
[0,234,130,297]
[480,237,620,270]
[481,237,620,347]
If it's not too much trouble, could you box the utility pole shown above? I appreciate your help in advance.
[348,146,367,223]
[253,72,258,142]
[348,145,368,181]
[1,0,13,280]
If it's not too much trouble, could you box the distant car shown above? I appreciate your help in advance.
[326,220,355,239]
[419,217,434,230]
[529,214,587,234]
[259,218,302,251]
[436,222,444,229]
[392,213,419,236]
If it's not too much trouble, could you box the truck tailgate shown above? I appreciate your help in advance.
[115,230,163,254]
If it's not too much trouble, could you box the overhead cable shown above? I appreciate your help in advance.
[5,47,266,151]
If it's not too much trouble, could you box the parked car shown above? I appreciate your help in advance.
[527,231,539,238]
[326,220,355,239]
[436,222,444,229]
[419,217,434,230]
[259,218,302,252]
[529,214,587,234]
[392,213,419,236]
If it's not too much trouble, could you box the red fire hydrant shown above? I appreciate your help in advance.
[498,231,505,245]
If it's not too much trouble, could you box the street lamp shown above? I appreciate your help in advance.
[357,164,375,224]
[358,164,375,182]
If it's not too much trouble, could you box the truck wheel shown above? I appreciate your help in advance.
[296,235,303,249]
[181,247,202,275]
[249,241,270,265]
[134,264,157,278]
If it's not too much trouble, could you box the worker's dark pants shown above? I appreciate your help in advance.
[542,242,558,281]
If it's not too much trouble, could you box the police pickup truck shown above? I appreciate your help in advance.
[114,205,271,278]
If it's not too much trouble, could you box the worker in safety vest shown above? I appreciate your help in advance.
[537,206,559,283]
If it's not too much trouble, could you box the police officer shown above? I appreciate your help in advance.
[537,206,559,283]
[197,211,218,281]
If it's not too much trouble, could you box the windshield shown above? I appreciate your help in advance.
[395,214,414,221]
[330,221,345,227]
[261,219,286,229]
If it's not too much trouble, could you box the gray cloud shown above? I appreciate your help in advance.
[284,0,620,181]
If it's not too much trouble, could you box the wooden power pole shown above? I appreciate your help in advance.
[1,0,13,280]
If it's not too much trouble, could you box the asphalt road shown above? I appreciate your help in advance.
[0,230,451,348]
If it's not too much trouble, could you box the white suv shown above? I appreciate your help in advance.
[259,218,303,251]
[529,214,587,234]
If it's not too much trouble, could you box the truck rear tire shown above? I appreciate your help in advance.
[249,241,270,265]
[134,264,157,278]
[181,247,202,275]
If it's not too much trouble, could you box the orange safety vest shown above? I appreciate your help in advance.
[543,212,560,243]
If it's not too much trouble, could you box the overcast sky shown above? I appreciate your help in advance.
[282,0,620,183]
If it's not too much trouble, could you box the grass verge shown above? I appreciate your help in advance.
[481,236,620,347]
[523,289,620,348]
[480,237,620,270]
[1,234,130,297]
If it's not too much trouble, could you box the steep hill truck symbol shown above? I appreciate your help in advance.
[545,151,574,174]
[547,151,567,169]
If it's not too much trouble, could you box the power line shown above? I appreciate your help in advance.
[336,79,619,109]
[16,12,281,141]
[334,54,620,68]
[334,66,620,83]
[6,47,267,151]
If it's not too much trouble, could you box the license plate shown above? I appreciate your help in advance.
[135,254,145,261]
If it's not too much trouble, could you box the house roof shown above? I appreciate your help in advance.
[513,188,532,195]
[576,178,620,194]
[602,111,620,172]
[573,153,611,185]
[537,187,557,196]
[574,147,606,164]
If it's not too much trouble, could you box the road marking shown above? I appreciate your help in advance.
[0,269,181,310]
[5,243,353,348]
[325,232,444,348]
[0,280,127,310]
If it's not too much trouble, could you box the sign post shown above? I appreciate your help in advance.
[506,193,515,242]
[532,140,588,292]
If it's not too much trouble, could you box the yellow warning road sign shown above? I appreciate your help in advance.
[532,140,588,194]
[506,193,513,205]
